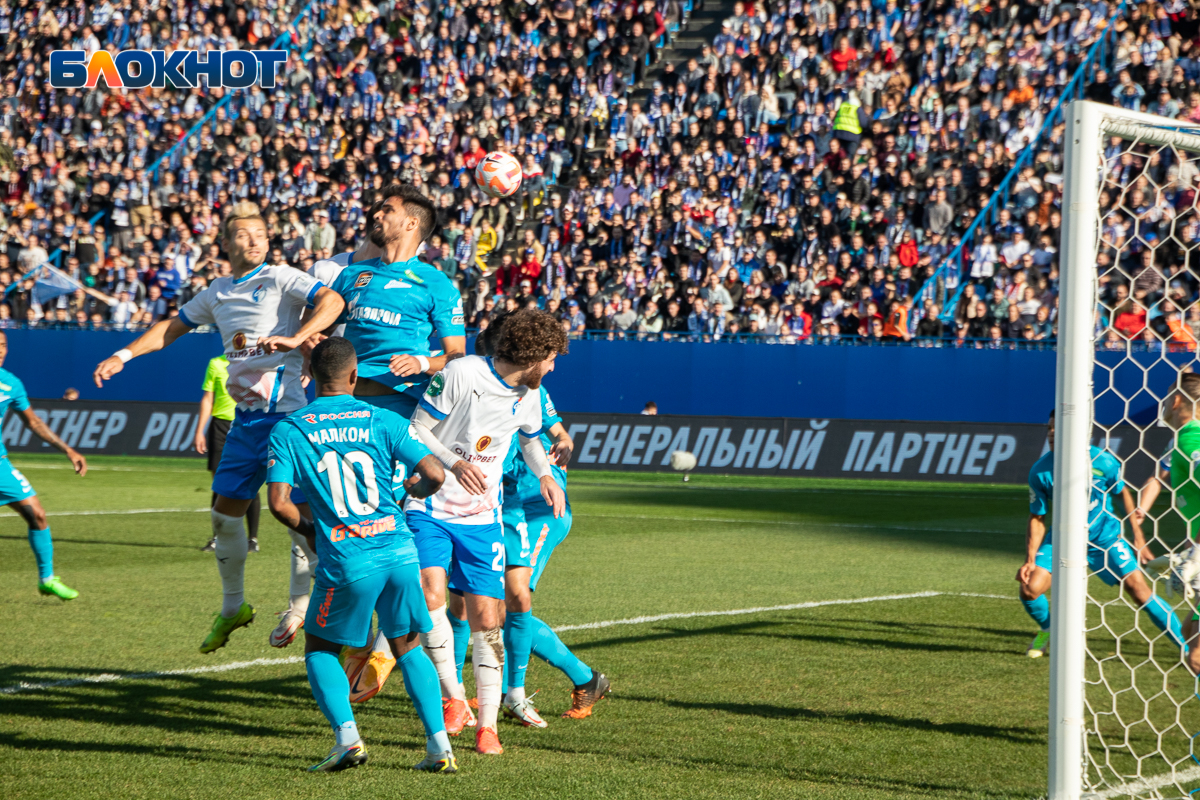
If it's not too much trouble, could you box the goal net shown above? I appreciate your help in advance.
[1056,100,1200,800]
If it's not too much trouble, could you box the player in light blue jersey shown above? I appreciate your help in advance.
[266,337,457,775]
[330,184,466,419]
[1018,410,1185,659]
[446,316,610,726]
[0,331,88,600]
[95,202,346,654]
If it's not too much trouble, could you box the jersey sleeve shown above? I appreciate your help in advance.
[9,374,29,412]
[391,417,434,472]
[518,390,545,437]
[177,286,215,329]
[1099,450,1125,494]
[201,358,220,392]
[1029,464,1050,516]
[266,424,298,486]
[276,266,325,308]
[418,361,464,420]
[430,273,466,338]
[541,387,562,429]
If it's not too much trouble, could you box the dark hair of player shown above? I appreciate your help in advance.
[380,183,436,242]
[474,311,514,357]
[493,309,568,367]
[310,337,357,385]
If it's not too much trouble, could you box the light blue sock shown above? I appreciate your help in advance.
[398,647,449,753]
[27,528,53,582]
[1143,594,1187,649]
[504,610,533,692]
[305,650,357,744]
[449,613,470,685]
[502,650,510,695]
[531,615,593,686]
[1021,594,1050,630]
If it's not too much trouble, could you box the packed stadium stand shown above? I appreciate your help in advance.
[0,0,1191,347]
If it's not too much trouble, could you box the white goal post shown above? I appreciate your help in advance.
[1055,100,1200,800]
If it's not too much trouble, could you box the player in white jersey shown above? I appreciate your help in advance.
[268,211,388,648]
[406,309,568,755]
[93,202,345,654]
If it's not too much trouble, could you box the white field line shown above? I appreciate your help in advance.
[1089,765,1200,799]
[0,507,208,518]
[577,512,1020,536]
[10,464,203,473]
[0,507,1022,536]
[0,591,1007,695]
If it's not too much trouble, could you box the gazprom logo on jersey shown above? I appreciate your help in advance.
[49,49,287,89]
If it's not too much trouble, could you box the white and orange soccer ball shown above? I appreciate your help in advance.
[475,151,523,198]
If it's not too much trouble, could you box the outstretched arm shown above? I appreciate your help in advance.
[1121,485,1152,564]
[259,287,346,353]
[546,421,573,466]
[93,317,192,387]
[18,407,86,476]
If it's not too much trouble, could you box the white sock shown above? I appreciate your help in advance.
[420,605,466,701]
[287,529,316,612]
[506,686,526,704]
[473,627,504,729]
[212,510,248,617]
[372,630,391,658]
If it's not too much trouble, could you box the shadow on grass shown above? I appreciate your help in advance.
[568,615,1030,657]
[616,693,1043,744]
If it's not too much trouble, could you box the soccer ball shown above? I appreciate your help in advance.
[475,151,523,198]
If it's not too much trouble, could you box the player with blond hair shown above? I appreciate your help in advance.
[94,201,345,653]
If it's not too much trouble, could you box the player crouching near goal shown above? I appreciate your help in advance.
[1017,410,1187,661]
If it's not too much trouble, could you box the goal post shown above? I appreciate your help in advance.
[1054,100,1200,800]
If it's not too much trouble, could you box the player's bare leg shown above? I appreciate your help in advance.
[464,592,505,754]
[201,494,256,653]
[1018,565,1052,657]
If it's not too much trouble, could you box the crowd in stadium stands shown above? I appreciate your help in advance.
[0,0,1194,345]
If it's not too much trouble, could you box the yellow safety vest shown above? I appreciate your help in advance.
[833,101,862,135]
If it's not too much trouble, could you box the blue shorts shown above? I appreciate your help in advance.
[306,562,431,648]
[212,410,287,501]
[358,391,418,419]
[408,511,505,599]
[503,498,572,592]
[1035,538,1138,586]
[0,456,35,505]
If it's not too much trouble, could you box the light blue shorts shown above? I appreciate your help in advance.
[1035,538,1138,586]
[0,456,35,505]
[409,511,505,599]
[212,411,306,504]
[306,562,431,647]
[503,498,572,592]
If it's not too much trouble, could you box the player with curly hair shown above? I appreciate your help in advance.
[403,309,567,755]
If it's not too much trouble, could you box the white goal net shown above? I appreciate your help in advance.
[1057,100,1200,800]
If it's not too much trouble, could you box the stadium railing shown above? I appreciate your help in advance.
[145,0,323,182]
[914,0,1128,323]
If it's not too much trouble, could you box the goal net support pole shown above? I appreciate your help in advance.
[1052,100,1200,800]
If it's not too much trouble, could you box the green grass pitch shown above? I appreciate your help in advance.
[0,453,1191,799]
